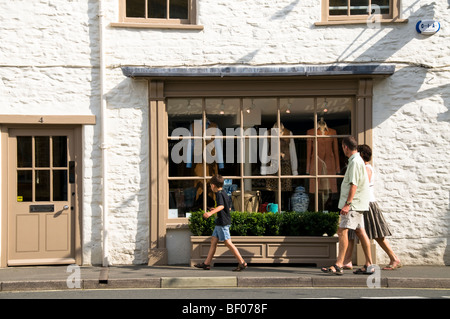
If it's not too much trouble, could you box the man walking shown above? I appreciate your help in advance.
[321,136,374,275]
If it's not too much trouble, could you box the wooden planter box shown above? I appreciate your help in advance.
[190,236,338,268]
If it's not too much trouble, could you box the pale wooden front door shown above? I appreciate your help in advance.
[8,129,76,266]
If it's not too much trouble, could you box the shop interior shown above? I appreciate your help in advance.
[167,97,353,218]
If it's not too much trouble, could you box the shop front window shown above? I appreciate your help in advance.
[167,96,353,218]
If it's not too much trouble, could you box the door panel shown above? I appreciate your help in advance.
[8,129,76,266]
[16,215,39,252]
[46,214,69,251]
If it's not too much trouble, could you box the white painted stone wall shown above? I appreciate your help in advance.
[1,0,449,265]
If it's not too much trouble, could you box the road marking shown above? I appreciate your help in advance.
[361,296,427,299]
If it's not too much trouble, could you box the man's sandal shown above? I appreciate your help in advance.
[194,262,211,270]
[321,264,343,275]
[353,265,375,275]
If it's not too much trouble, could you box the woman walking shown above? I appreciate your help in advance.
[344,144,401,271]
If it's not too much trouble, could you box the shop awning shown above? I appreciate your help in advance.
[121,64,395,79]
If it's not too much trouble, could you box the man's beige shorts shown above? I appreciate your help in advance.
[339,210,365,230]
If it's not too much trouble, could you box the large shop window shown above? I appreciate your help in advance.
[167,97,353,218]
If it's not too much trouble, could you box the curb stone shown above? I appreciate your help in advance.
[0,266,449,291]
[387,278,450,289]
[161,276,237,288]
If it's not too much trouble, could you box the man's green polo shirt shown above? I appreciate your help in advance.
[338,152,370,211]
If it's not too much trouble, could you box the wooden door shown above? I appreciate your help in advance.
[7,129,76,266]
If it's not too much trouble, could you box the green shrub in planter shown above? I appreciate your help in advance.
[188,210,215,236]
[279,211,302,236]
[300,211,339,236]
[263,212,282,236]
[245,211,265,236]
[189,210,339,237]
[230,211,248,236]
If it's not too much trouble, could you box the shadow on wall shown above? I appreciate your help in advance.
[94,1,450,265]
[87,0,150,265]
[334,2,449,265]
[336,2,449,125]
[270,0,300,21]
[236,1,449,265]
[86,0,103,265]
[104,76,150,265]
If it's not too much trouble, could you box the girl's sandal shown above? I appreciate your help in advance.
[194,262,211,270]
[321,264,343,275]
[233,262,247,272]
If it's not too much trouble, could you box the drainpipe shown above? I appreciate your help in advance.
[98,0,109,267]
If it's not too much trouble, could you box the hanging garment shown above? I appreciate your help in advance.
[306,127,340,193]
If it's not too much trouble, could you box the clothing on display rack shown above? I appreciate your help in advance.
[306,118,340,193]
[260,123,298,191]
[186,119,224,172]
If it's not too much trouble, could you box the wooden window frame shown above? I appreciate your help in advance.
[145,78,374,265]
[149,79,374,222]
[112,0,203,30]
[166,96,355,219]
[316,0,407,25]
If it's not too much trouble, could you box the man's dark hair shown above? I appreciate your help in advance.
[357,144,372,162]
[342,136,358,151]
[210,174,224,188]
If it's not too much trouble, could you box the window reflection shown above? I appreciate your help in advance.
[16,135,70,202]
[17,170,32,202]
[35,170,50,201]
[17,137,32,168]
[35,136,50,168]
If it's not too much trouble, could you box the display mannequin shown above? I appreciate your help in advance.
[306,118,340,193]
[261,122,298,192]
[186,119,224,172]
[186,119,224,207]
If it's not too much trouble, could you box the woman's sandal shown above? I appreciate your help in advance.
[233,262,247,272]
[382,260,402,270]
[343,263,353,270]
[194,262,211,270]
[321,264,343,275]
[353,265,375,275]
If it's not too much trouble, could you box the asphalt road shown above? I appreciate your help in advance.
[1,287,449,299]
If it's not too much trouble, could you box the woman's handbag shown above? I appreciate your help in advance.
[231,190,261,212]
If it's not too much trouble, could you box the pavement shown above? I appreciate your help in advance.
[0,264,449,292]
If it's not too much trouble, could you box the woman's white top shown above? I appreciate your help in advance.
[365,163,376,202]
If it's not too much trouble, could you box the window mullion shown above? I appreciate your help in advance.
[202,98,207,212]
[167,0,170,20]
[313,97,319,212]
[277,98,281,212]
[239,98,245,212]
[145,0,148,19]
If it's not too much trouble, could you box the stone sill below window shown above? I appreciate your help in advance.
[110,22,204,30]
[315,18,408,26]
[167,221,189,230]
